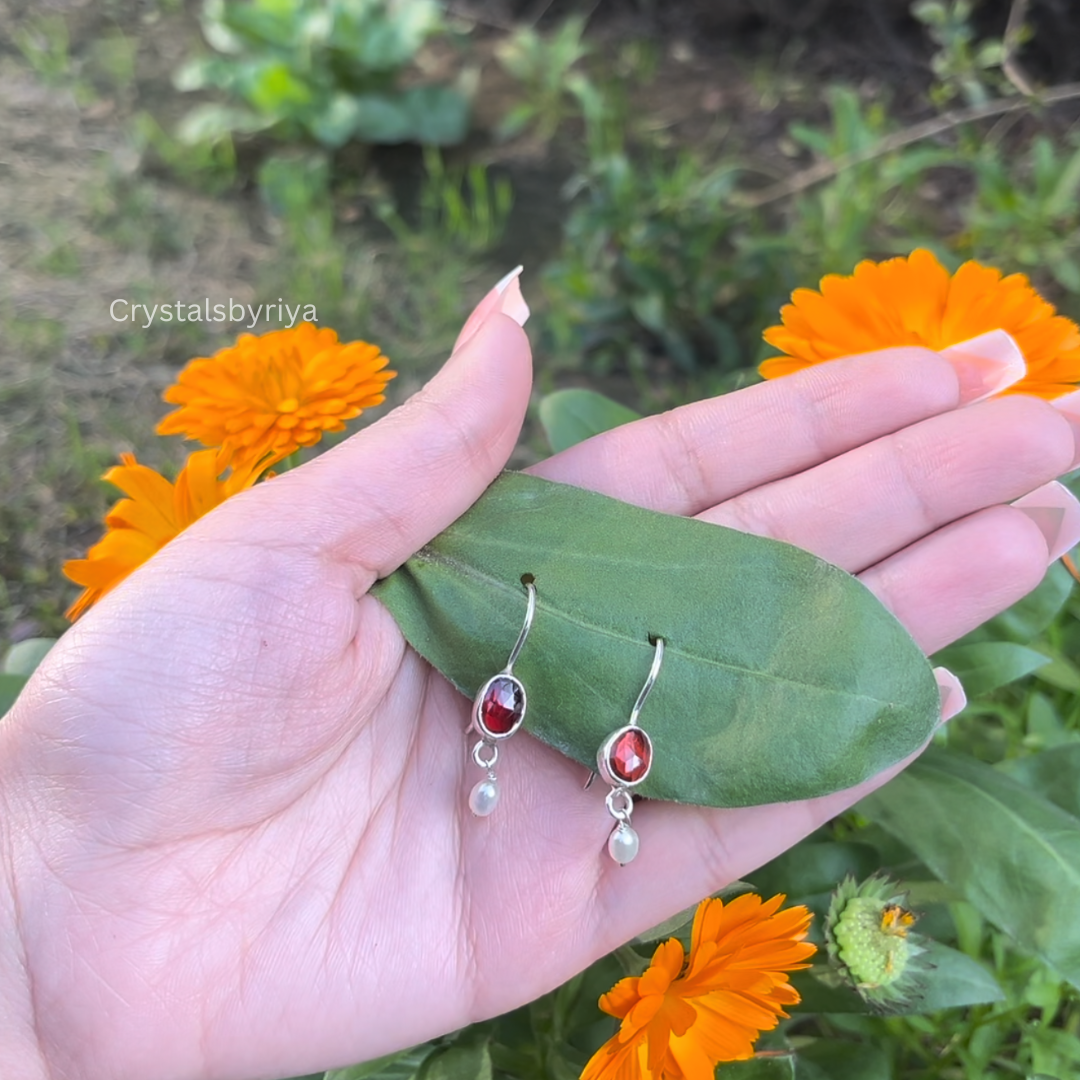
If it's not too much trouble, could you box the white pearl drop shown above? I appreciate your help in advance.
[608,823,640,865]
[469,778,500,817]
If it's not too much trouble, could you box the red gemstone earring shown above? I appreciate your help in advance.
[593,636,663,865]
[467,578,536,817]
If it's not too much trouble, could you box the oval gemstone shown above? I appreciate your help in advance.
[609,728,651,783]
[478,676,525,736]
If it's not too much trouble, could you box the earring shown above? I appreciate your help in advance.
[594,636,664,865]
[468,579,536,817]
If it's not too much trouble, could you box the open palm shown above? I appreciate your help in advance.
[3,309,1078,1080]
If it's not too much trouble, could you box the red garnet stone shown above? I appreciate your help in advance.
[609,728,652,784]
[478,676,525,736]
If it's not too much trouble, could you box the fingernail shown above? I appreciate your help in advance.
[453,266,529,353]
[940,330,1026,405]
[1012,480,1080,563]
[934,666,966,725]
[1051,388,1080,469]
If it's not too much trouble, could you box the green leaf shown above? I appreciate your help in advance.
[326,1043,438,1080]
[400,86,469,147]
[538,389,641,453]
[970,561,1073,644]
[176,103,270,144]
[716,1054,795,1079]
[417,1040,491,1080]
[1003,743,1080,818]
[2,637,55,676]
[371,473,940,807]
[929,641,1049,697]
[1033,652,1080,693]
[859,746,1080,988]
[791,939,1003,1014]
[794,1039,890,1080]
[749,840,880,902]
[0,673,28,718]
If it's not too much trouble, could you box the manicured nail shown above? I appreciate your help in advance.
[940,330,1026,405]
[933,666,966,725]
[1051,388,1080,469]
[1012,480,1080,563]
[453,266,529,353]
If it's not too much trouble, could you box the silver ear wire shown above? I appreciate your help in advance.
[467,581,536,817]
[592,637,664,864]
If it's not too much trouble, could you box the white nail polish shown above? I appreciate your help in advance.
[940,329,1026,405]
[495,267,529,328]
[1012,480,1080,563]
[494,265,524,294]
[933,666,966,724]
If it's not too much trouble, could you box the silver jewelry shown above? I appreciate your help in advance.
[467,579,536,817]
[594,636,663,864]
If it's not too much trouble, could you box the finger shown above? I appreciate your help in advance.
[859,487,1080,654]
[530,347,965,514]
[698,394,1077,573]
[214,306,531,583]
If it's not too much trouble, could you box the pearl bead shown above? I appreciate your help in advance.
[608,823,639,865]
[469,778,500,817]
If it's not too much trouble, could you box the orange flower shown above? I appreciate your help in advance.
[157,323,395,467]
[760,249,1080,399]
[582,893,815,1080]
[63,448,270,619]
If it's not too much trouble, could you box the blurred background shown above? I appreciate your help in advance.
[3,3,1080,1076]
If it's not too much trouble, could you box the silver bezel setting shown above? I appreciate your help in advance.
[596,724,653,788]
[472,673,527,741]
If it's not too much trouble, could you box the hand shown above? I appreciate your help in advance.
[2,282,1078,1080]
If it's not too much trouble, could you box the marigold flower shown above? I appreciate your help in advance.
[63,448,270,619]
[760,248,1080,399]
[581,893,815,1080]
[157,323,395,467]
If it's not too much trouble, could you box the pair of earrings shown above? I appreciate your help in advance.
[466,579,663,866]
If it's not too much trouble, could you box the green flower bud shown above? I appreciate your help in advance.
[824,875,930,1008]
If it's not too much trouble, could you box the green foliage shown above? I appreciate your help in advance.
[911,0,1008,106]
[962,135,1080,294]
[12,14,72,86]
[860,747,1080,989]
[495,16,592,142]
[374,148,513,260]
[543,143,771,374]
[175,0,469,151]
[0,637,56,719]
[537,389,640,453]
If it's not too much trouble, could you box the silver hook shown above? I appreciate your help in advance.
[583,635,665,789]
[503,581,536,673]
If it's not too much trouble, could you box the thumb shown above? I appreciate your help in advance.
[233,279,532,581]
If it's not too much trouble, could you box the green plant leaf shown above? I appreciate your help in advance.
[794,1039,890,1080]
[371,473,940,807]
[964,561,1074,644]
[715,1055,795,1079]
[859,746,1080,988]
[2,637,55,676]
[929,641,1049,697]
[400,86,469,147]
[417,1040,491,1080]
[1003,743,1080,818]
[749,840,880,902]
[0,673,28,718]
[326,1042,437,1080]
[538,389,641,453]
